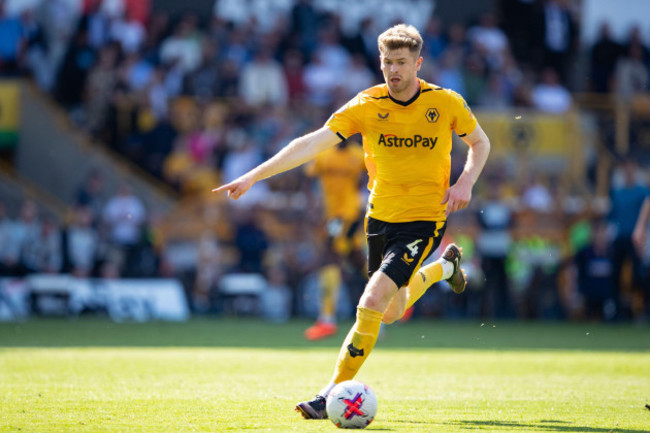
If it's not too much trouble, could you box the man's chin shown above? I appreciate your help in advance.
[387,82,403,93]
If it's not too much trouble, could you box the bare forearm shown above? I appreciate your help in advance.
[458,135,490,188]
[250,128,337,182]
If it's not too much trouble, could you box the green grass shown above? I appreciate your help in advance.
[1,319,649,432]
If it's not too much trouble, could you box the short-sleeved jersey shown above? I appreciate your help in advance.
[305,142,366,221]
[326,79,477,223]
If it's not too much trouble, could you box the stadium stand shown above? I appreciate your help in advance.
[0,0,648,323]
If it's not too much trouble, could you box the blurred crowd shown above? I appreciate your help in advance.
[0,0,649,323]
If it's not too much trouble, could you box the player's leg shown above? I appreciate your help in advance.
[402,243,467,315]
[381,225,441,324]
[382,286,407,324]
[305,219,358,341]
[304,263,341,340]
[295,271,396,420]
[296,220,391,420]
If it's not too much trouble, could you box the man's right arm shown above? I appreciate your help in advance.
[213,126,342,200]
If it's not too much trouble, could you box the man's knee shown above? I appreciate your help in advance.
[358,272,398,312]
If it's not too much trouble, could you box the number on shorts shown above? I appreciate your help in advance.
[406,239,423,257]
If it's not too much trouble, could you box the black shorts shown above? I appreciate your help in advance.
[366,217,447,288]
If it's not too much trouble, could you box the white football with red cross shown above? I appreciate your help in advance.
[326,380,377,429]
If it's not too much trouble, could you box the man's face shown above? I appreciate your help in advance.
[380,48,422,95]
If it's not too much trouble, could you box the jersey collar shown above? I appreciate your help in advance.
[388,79,423,107]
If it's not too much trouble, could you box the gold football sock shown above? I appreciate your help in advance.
[320,265,341,321]
[404,261,446,311]
[332,307,383,383]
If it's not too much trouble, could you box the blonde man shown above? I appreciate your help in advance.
[214,24,490,419]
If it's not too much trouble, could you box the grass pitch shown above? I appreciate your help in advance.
[1,319,649,432]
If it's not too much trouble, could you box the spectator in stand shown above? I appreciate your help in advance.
[37,0,81,85]
[0,200,19,276]
[234,208,269,274]
[215,58,240,99]
[574,219,615,321]
[63,205,99,277]
[614,44,648,100]
[9,200,41,275]
[84,43,119,137]
[290,0,321,58]
[121,51,154,92]
[21,216,62,274]
[107,10,145,55]
[303,50,339,107]
[159,13,203,75]
[102,183,148,277]
[183,39,221,102]
[445,23,470,57]
[140,10,170,61]
[521,172,554,212]
[500,0,540,67]
[0,0,25,76]
[589,22,622,93]
[476,177,515,318]
[76,169,106,224]
[531,67,572,114]
[434,49,465,95]
[422,16,447,60]
[239,45,289,107]
[283,49,306,102]
[54,27,95,108]
[539,0,577,86]
[193,230,222,312]
[608,158,649,320]
[221,27,251,71]
[314,25,351,73]
[21,8,51,89]
[467,12,509,71]
[102,183,146,249]
[341,53,374,98]
[624,25,650,69]
[462,50,488,105]
[83,0,111,50]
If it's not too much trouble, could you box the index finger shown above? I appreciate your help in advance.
[212,184,231,193]
[444,198,454,217]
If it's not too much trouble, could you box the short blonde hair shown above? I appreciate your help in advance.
[377,24,423,57]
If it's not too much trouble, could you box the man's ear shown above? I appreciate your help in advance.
[416,56,423,71]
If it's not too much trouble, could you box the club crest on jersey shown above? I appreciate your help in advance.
[425,107,439,123]
[378,133,438,150]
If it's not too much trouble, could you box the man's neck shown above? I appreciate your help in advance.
[389,79,421,102]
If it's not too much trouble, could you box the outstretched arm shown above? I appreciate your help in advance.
[213,126,341,200]
[442,123,490,217]
[632,196,650,254]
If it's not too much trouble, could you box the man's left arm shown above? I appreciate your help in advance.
[442,123,491,217]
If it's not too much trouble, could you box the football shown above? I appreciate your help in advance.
[326,380,377,429]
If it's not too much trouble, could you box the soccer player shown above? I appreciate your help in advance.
[213,24,490,419]
[303,137,366,341]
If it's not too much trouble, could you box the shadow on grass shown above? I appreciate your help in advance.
[449,419,650,433]
[0,318,649,351]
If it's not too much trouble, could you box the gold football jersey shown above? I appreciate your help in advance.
[306,141,366,221]
[326,79,477,223]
